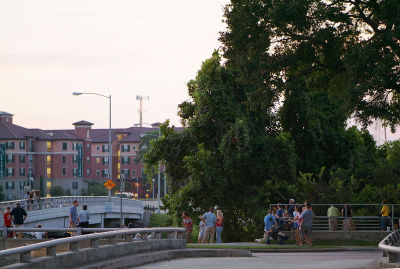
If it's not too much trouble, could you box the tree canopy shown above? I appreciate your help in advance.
[144,0,400,241]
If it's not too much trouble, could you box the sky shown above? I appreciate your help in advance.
[0,0,229,129]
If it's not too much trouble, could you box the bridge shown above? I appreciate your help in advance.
[0,196,144,228]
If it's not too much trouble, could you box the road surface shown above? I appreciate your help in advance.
[138,251,380,269]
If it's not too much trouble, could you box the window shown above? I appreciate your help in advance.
[46,155,51,167]
[6,182,14,189]
[86,169,90,176]
[72,181,78,189]
[19,141,25,150]
[121,156,130,165]
[28,155,33,163]
[46,181,51,188]
[102,169,109,178]
[46,141,51,152]
[132,145,136,150]
[72,142,76,151]
[19,181,25,190]
[47,167,51,178]
[62,142,68,150]
[96,170,100,176]
[19,168,25,176]
[132,170,136,176]
[86,143,90,150]
[86,156,90,163]
[121,144,130,152]
[6,141,15,150]
[96,146,99,150]
[19,155,25,163]
[122,169,130,177]
[62,155,67,163]
[6,168,14,177]
[102,145,109,152]
[96,158,100,164]
[29,141,35,152]
[29,168,33,177]
[73,168,78,177]
[72,155,78,163]
[102,157,109,165]
[87,130,90,138]
[62,168,66,176]
[6,154,14,163]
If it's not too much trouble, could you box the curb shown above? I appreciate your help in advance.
[76,248,252,269]
[248,247,378,253]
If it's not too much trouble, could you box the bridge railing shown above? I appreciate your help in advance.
[378,229,400,263]
[0,196,142,212]
[0,227,185,264]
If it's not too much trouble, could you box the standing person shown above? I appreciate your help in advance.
[216,210,224,243]
[182,212,193,243]
[10,202,27,239]
[291,205,302,246]
[69,200,79,236]
[198,219,206,243]
[380,200,390,231]
[287,199,296,217]
[327,205,340,231]
[342,204,354,231]
[35,191,42,210]
[276,204,285,227]
[24,191,30,211]
[78,205,90,228]
[299,200,314,247]
[3,207,12,238]
[201,207,217,244]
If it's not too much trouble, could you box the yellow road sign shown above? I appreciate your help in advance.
[104,179,116,190]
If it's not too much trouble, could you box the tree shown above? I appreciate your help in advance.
[87,182,108,196]
[50,186,64,197]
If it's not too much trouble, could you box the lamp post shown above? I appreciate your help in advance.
[135,122,161,213]
[119,173,125,226]
[73,92,112,199]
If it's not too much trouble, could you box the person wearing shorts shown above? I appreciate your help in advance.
[299,201,314,247]
[198,220,206,243]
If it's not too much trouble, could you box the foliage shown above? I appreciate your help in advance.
[49,186,64,197]
[149,213,171,227]
[143,0,400,242]
[87,181,108,196]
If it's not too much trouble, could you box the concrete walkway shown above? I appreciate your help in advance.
[139,251,381,269]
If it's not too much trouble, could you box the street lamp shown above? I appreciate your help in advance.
[135,122,162,213]
[119,173,125,227]
[73,91,112,199]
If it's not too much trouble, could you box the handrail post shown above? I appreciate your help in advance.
[108,236,117,245]
[20,251,31,263]
[90,239,99,248]
[46,246,57,256]
[70,242,79,252]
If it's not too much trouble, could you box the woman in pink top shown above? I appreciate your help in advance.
[216,210,224,243]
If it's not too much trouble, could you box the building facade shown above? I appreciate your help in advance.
[0,111,161,200]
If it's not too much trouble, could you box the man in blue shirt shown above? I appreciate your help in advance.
[300,200,314,247]
[201,207,217,243]
[276,204,285,227]
[264,210,276,236]
[69,200,79,236]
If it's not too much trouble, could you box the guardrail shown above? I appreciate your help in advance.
[0,227,185,264]
[378,229,400,263]
[0,196,142,212]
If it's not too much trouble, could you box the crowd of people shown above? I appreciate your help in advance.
[182,207,224,244]
[2,199,91,239]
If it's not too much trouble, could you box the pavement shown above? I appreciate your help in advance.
[138,251,381,269]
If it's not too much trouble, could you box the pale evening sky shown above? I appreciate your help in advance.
[0,0,229,129]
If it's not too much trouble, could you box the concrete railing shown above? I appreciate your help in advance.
[378,229,400,263]
[0,196,142,211]
[0,227,185,268]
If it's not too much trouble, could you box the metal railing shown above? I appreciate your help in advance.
[0,196,142,212]
[378,229,400,263]
[0,227,185,263]
[270,203,398,231]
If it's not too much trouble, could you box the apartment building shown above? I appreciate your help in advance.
[0,111,159,200]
